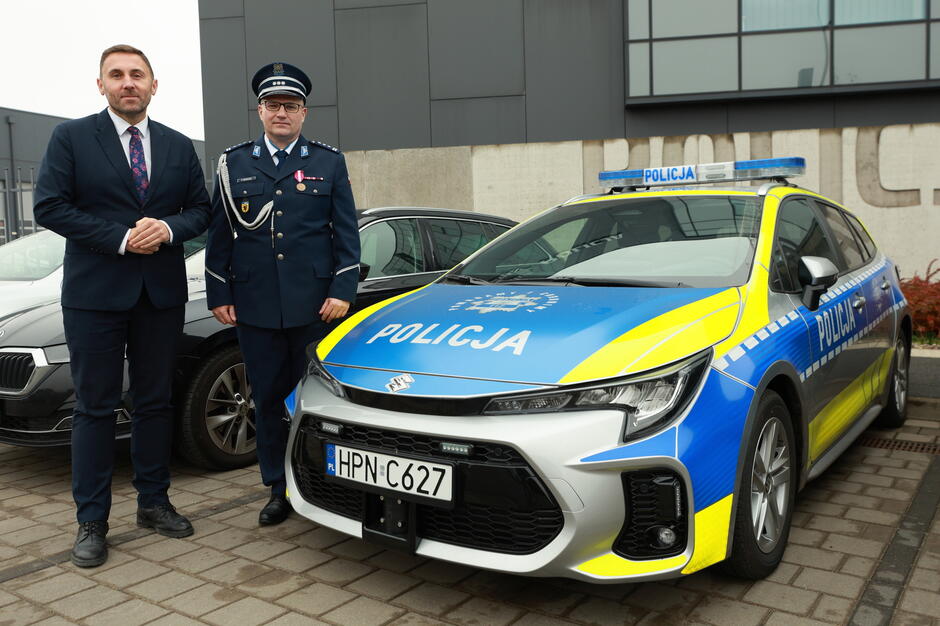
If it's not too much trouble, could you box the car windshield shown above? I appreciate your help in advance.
[0,230,66,281]
[454,194,763,288]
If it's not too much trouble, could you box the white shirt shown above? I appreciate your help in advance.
[106,109,172,253]
[264,135,298,166]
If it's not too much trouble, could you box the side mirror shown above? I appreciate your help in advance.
[358,263,371,282]
[798,256,839,311]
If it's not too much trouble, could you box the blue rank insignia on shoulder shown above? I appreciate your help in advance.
[311,140,339,153]
[252,145,262,158]
[300,144,309,158]
[223,140,252,153]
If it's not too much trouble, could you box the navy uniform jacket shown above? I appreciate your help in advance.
[33,109,211,310]
[204,135,360,329]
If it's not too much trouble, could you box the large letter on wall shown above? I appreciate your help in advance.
[856,127,920,208]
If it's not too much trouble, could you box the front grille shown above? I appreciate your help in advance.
[292,415,564,554]
[614,470,689,560]
[0,353,35,391]
[341,386,489,416]
[0,411,63,431]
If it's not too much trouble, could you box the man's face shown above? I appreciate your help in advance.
[97,52,157,121]
[258,95,306,145]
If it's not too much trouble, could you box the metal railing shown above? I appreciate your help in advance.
[1,167,39,244]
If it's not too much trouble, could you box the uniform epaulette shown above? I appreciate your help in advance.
[310,140,340,153]
[224,140,253,153]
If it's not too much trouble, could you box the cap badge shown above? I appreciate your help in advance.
[273,63,284,75]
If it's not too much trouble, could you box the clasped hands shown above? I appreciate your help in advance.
[127,217,170,255]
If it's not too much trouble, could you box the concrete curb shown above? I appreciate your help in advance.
[911,348,939,399]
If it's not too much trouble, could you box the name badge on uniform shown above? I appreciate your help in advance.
[240,200,250,213]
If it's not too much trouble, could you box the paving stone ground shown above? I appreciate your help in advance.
[1,399,937,626]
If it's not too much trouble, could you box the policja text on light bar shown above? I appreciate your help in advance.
[598,157,806,189]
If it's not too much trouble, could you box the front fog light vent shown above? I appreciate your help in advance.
[614,470,688,560]
[319,421,343,436]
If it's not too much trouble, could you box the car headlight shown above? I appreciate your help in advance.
[482,350,710,441]
[305,344,345,398]
[43,343,71,364]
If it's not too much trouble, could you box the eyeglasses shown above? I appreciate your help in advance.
[261,100,303,113]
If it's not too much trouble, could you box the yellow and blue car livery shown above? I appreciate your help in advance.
[285,157,911,582]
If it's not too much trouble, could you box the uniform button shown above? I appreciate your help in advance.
[276,210,283,216]
[277,232,283,239]
[275,190,283,196]
[277,253,284,260]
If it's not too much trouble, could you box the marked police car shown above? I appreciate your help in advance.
[286,158,910,582]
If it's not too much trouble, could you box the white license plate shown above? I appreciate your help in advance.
[324,443,454,502]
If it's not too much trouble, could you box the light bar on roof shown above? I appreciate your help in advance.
[598,157,806,189]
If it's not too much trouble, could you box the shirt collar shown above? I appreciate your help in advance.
[107,108,149,138]
[264,135,298,157]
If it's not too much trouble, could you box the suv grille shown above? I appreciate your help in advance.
[0,353,35,391]
[292,415,564,554]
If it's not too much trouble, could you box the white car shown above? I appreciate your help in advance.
[0,230,65,319]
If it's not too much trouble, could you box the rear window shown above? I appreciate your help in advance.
[0,230,65,281]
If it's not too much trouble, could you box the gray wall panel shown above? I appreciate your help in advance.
[834,91,940,127]
[249,106,338,149]
[428,0,524,99]
[625,103,728,137]
[199,0,244,19]
[335,5,431,150]
[200,17,251,163]
[728,99,835,133]
[244,0,336,110]
[431,97,526,147]
[524,0,625,142]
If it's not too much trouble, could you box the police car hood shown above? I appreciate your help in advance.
[319,284,741,394]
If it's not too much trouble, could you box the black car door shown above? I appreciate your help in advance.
[354,217,436,312]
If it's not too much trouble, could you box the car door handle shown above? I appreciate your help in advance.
[852,295,866,310]
[880,278,890,290]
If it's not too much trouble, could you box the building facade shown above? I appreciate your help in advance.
[198,0,940,275]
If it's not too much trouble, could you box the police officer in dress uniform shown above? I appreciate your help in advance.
[204,62,360,525]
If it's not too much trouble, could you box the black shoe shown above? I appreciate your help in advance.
[136,503,194,538]
[259,493,290,526]
[71,520,108,568]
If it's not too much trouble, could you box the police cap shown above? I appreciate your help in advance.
[251,62,311,103]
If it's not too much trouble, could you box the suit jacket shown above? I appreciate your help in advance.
[204,135,360,329]
[33,109,211,311]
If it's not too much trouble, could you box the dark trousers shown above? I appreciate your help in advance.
[236,320,326,494]
[63,289,184,523]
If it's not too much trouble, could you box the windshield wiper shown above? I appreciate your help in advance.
[439,273,491,285]
[491,275,689,288]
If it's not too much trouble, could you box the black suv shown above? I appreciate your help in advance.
[0,207,515,469]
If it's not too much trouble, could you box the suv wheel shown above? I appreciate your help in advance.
[177,344,257,470]
[723,390,795,579]
[876,335,910,428]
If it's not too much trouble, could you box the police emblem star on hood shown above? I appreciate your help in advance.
[322,284,740,387]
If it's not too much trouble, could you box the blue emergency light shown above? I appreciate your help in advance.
[598,157,805,189]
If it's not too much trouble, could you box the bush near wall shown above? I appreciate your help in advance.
[900,260,940,341]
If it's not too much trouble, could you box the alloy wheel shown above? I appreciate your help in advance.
[750,416,791,553]
[893,338,908,415]
[204,363,257,455]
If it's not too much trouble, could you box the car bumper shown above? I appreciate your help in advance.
[285,369,750,583]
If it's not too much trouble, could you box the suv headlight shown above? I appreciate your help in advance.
[305,344,345,398]
[482,350,710,441]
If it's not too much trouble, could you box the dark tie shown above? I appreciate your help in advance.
[128,126,149,204]
[274,149,288,170]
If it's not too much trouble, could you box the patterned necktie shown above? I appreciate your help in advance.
[128,126,149,204]
[274,149,288,170]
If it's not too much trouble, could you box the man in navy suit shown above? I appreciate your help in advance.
[205,62,359,526]
[34,44,210,567]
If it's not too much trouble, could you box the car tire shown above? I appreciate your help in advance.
[177,344,257,470]
[722,390,796,580]
[876,335,910,429]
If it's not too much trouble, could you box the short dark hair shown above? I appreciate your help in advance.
[99,44,154,76]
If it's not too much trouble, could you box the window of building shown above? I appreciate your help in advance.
[651,0,737,38]
[834,24,925,83]
[627,0,649,40]
[834,0,926,25]
[742,0,829,32]
[653,37,738,95]
[628,43,650,96]
[742,31,830,89]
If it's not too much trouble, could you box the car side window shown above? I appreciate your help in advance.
[359,219,426,278]
[426,219,490,269]
[772,198,841,292]
[482,222,511,240]
[842,211,877,261]
[817,203,866,270]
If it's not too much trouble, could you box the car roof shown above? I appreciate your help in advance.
[357,206,516,226]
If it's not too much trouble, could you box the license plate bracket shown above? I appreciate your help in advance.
[362,492,419,553]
